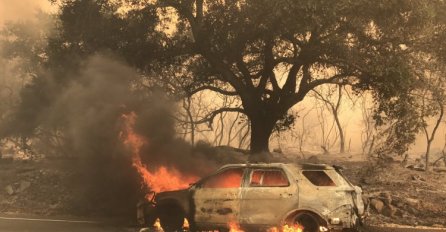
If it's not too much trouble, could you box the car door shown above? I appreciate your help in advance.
[193,167,245,228]
[298,169,358,226]
[240,168,298,226]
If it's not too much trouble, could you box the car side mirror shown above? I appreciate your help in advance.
[191,181,202,189]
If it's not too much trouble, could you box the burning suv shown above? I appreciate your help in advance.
[139,163,365,232]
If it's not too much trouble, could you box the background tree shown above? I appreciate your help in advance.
[0,12,54,157]
[417,64,446,171]
[433,134,446,167]
[359,93,377,157]
[312,84,346,153]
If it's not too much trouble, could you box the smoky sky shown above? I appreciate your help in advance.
[0,0,55,25]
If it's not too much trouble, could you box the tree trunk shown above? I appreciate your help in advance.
[425,140,432,171]
[367,136,375,156]
[184,97,195,146]
[249,117,275,153]
[333,113,345,153]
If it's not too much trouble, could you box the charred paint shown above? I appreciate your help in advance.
[216,208,233,215]
[150,163,365,231]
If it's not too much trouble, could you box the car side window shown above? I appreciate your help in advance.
[302,170,336,186]
[201,168,244,188]
[249,169,289,187]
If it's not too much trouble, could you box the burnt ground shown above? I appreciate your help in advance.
[0,158,135,223]
[1,153,446,230]
[326,157,446,229]
[0,159,78,217]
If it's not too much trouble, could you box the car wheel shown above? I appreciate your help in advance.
[291,213,320,232]
[158,205,185,232]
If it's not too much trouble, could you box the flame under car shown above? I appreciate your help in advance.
[138,163,365,232]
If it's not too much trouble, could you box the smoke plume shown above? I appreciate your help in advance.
[1,53,246,215]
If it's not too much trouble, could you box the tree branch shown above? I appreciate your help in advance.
[258,39,275,92]
[195,0,203,21]
[188,85,239,96]
[286,73,348,109]
[236,58,255,89]
[194,107,246,126]
[282,62,302,95]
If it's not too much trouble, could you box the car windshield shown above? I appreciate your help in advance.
[201,168,244,188]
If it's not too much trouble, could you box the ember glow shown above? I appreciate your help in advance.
[228,222,304,232]
[228,221,243,232]
[280,224,304,232]
[153,218,161,230]
[120,112,198,194]
[183,218,190,230]
[266,225,304,232]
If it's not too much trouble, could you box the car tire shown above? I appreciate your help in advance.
[158,204,185,232]
[290,213,321,232]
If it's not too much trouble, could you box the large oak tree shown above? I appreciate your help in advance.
[151,0,446,152]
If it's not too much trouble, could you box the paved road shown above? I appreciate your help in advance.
[364,225,446,232]
[1,216,445,232]
[0,216,132,232]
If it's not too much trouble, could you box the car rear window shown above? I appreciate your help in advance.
[202,168,244,188]
[249,169,289,187]
[302,170,336,186]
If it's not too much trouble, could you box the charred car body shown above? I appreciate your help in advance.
[139,163,365,232]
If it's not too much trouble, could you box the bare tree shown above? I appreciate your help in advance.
[175,91,213,145]
[314,98,337,154]
[420,87,445,171]
[183,97,196,145]
[433,133,446,167]
[175,90,252,148]
[360,94,377,156]
[289,107,315,158]
[313,85,345,153]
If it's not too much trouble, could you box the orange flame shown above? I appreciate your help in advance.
[153,218,162,230]
[228,222,304,232]
[281,224,304,232]
[268,224,305,232]
[228,221,244,232]
[120,112,197,194]
[183,218,190,230]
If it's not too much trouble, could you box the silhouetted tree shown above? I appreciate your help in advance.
[152,0,446,153]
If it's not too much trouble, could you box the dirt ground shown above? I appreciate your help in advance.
[0,159,78,217]
[1,153,445,229]
[318,154,446,228]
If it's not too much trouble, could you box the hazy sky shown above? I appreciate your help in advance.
[0,0,55,25]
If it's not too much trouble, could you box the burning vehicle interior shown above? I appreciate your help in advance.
[137,163,365,232]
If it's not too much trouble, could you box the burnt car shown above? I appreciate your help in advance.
[139,163,365,232]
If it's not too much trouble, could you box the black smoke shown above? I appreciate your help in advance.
[1,53,246,217]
